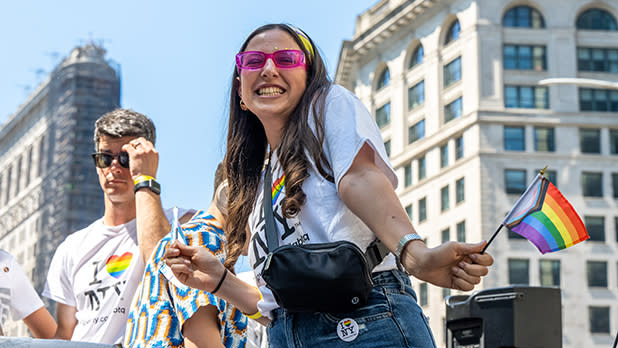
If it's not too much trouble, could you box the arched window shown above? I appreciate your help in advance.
[377,68,390,90]
[445,20,461,45]
[409,44,424,69]
[577,9,617,31]
[503,6,545,28]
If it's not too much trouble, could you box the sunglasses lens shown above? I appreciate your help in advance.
[274,51,301,67]
[93,154,113,168]
[239,52,265,69]
[118,152,130,168]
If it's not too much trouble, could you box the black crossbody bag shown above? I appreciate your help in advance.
[260,162,389,313]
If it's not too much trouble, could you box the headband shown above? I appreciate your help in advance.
[288,25,315,61]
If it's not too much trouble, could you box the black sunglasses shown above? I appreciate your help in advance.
[91,152,130,169]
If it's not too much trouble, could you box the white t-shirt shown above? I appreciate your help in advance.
[247,84,398,318]
[0,249,44,333]
[43,208,185,344]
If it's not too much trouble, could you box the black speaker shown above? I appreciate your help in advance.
[445,286,562,348]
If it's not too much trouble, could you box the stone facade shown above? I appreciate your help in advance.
[0,43,120,336]
[336,0,618,346]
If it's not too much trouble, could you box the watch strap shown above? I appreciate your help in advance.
[134,178,161,195]
[395,233,422,262]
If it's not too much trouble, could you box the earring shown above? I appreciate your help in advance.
[240,100,248,111]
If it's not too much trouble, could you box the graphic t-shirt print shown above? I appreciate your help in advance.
[250,170,308,279]
[83,252,132,313]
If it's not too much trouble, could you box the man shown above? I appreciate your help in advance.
[124,165,247,348]
[43,109,192,344]
[0,249,56,338]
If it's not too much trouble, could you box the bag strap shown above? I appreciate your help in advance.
[262,159,389,270]
[263,161,280,252]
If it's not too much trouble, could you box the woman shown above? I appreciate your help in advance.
[166,23,493,347]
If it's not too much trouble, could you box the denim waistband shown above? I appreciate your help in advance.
[371,268,411,287]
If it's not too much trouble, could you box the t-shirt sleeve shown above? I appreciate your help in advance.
[321,85,397,190]
[9,256,44,320]
[42,240,76,307]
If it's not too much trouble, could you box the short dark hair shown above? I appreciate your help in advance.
[94,108,156,149]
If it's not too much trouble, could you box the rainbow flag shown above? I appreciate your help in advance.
[503,173,589,254]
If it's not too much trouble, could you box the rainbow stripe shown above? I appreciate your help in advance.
[106,252,133,278]
[504,174,589,254]
[271,174,285,206]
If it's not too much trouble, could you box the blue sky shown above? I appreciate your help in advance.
[0,1,378,209]
[0,1,379,271]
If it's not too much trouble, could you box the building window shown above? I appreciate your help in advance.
[579,88,618,112]
[508,258,529,285]
[408,119,425,144]
[443,288,451,299]
[444,57,462,87]
[405,204,412,221]
[577,47,618,73]
[542,169,558,188]
[504,126,525,151]
[410,45,424,69]
[404,163,412,187]
[577,9,618,31]
[455,135,464,160]
[384,140,391,157]
[580,128,601,153]
[582,172,603,197]
[505,169,526,194]
[585,216,605,241]
[419,197,427,222]
[587,261,608,287]
[456,177,465,203]
[540,260,560,287]
[503,45,546,71]
[440,144,449,168]
[445,97,462,123]
[456,221,466,242]
[441,185,450,212]
[441,228,450,243]
[505,86,549,109]
[445,20,460,45]
[534,127,555,152]
[15,157,22,197]
[611,130,618,154]
[615,217,618,243]
[377,68,390,90]
[38,135,46,177]
[589,306,610,334]
[376,102,391,128]
[25,146,33,188]
[408,81,425,109]
[419,283,428,306]
[5,165,12,205]
[418,155,426,180]
[503,6,545,28]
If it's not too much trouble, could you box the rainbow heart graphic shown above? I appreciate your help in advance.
[343,319,352,327]
[106,252,133,278]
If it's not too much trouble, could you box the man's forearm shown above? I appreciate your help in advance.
[135,190,170,262]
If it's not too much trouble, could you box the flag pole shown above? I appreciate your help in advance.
[481,224,503,254]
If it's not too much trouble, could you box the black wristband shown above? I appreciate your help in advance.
[210,269,228,294]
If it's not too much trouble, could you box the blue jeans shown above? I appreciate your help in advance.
[267,270,436,348]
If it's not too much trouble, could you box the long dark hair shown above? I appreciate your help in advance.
[223,24,333,269]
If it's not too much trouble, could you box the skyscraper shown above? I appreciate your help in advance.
[0,43,120,336]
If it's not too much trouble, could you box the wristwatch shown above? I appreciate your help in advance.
[134,178,161,195]
[395,233,423,263]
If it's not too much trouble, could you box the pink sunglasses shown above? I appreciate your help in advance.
[236,50,306,71]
